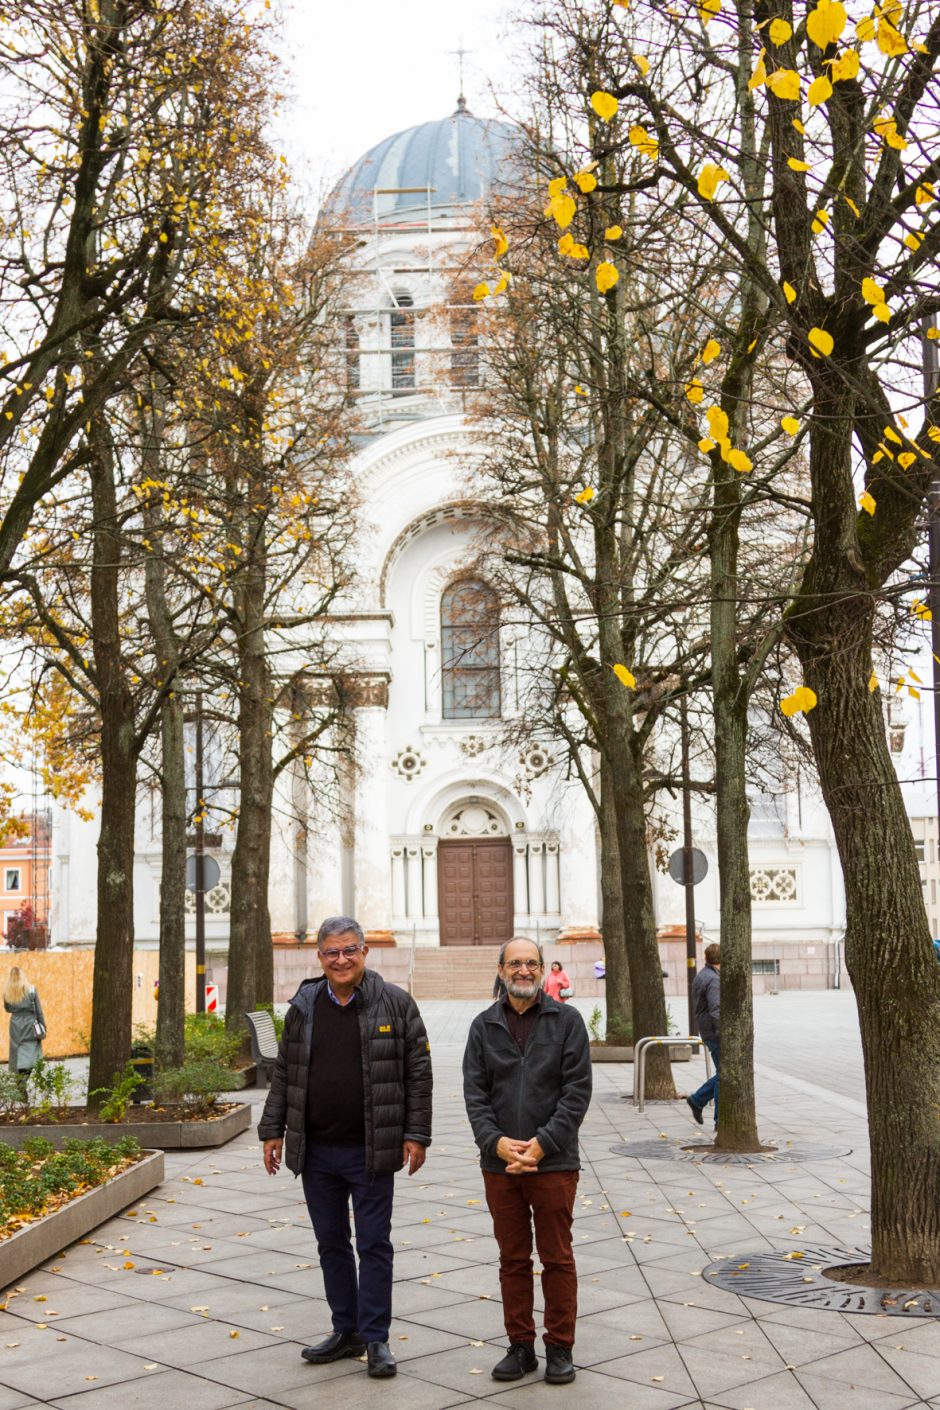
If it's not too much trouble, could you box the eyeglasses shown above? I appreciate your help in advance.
[504,960,543,972]
[320,945,363,962]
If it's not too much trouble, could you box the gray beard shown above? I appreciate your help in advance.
[507,977,540,1001]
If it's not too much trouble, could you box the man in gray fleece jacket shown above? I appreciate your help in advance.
[463,936,591,1388]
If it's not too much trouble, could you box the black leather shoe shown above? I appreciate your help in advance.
[491,1343,538,1381]
[686,1096,704,1126]
[301,1331,365,1364]
[366,1341,397,1378]
[544,1344,575,1384]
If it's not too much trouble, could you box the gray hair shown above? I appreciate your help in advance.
[317,915,365,948]
[498,935,544,967]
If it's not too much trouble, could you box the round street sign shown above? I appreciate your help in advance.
[667,847,708,886]
[185,853,221,892]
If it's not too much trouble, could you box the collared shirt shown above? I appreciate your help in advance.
[327,981,358,1007]
[502,989,542,1053]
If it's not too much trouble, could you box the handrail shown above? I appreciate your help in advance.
[632,1035,712,1114]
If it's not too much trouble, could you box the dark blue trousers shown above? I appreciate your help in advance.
[691,1038,720,1124]
[301,1143,395,1343]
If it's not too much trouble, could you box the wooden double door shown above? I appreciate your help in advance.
[438,837,513,946]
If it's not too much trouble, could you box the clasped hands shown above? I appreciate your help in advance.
[496,1134,544,1174]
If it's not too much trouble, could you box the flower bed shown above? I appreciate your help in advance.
[0,1102,252,1150]
[0,1138,163,1289]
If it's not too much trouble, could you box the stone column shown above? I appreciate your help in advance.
[545,841,560,914]
[422,841,439,920]
[391,845,406,918]
[513,843,529,915]
[349,676,393,940]
[406,845,422,918]
[528,841,545,913]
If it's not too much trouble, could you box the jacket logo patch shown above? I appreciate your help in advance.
[378,1024,392,1033]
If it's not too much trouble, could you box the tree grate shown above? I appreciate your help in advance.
[609,1138,852,1165]
[703,1245,940,1316]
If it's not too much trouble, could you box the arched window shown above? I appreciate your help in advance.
[344,317,360,393]
[450,287,479,388]
[441,579,501,720]
[390,292,415,392]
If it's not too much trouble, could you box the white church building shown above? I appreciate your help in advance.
[45,100,940,1000]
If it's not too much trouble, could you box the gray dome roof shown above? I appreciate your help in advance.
[329,101,519,225]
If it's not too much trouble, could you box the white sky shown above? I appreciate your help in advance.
[271,0,521,206]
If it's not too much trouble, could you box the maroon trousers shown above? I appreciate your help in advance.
[483,1169,579,1348]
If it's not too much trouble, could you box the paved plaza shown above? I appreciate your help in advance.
[4,991,940,1410]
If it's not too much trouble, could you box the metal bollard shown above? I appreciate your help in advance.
[632,1035,712,1113]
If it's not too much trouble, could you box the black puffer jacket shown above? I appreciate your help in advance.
[257,970,432,1176]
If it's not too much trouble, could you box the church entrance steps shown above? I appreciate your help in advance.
[410,945,499,1000]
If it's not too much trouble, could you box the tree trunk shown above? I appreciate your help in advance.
[87,425,138,1101]
[792,603,940,1282]
[155,693,187,1069]
[600,755,632,1042]
[226,550,274,1031]
[710,461,761,1151]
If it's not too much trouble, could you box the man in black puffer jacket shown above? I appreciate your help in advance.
[259,916,432,1381]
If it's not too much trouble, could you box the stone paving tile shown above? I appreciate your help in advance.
[0,1339,159,1401]
[50,1369,256,1410]
[0,1393,38,1410]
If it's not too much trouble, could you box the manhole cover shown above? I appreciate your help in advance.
[704,1246,940,1316]
[609,1139,852,1165]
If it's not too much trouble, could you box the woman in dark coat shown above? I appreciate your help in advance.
[4,966,45,1086]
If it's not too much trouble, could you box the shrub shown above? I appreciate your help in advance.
[587,1006,603,1043]
[152,1060,242,1117]
[183,1012,242,1066]
[0,1136,141,1233]
[0,1069,25,1118]
[28,1059,75,1119]
[89,1063,143,1123]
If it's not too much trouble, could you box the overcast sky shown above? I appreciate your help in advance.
[271,0,521,205]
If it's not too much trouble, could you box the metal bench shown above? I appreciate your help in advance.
[245,1010,279,1086]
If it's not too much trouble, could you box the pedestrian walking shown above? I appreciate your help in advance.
[543,960,572,1003]
[687,942,721,1127]
[259,916,432,1379]
[4,966,46,1093]
[463,936,592,1386]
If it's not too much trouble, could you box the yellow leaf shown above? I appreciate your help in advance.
[491,225,508,258]
[792,116,806,135]
[808,326,834,356]
[632,53,650,75]
[686,378,704,404]
[861,276,884,304]
[575,486,595,504]
[876,18,907,55]
[591,91,619,122]
[698,438,716,453]
[726,448,753,473]
[702,338,721,364]
[558,233,589,259]
[808,75,833,106]
[767,68,801,101]
[605,225,623,240]
[788,157,811,172]
[869,671,879,692]
[574,170,597,193]
[612,664,636,689]
[812,208,830,233]
[749,54,768,90]
[871,303,891,323]
[492,271,510,295]
[904,231,923,252]
[780,687,818,718]
[807,1,847,49]
[831,48,860,80]
[628,125,659,159]
[898,452,916,469]
[768,17,792,44]
[915,183,936,207]
[884,426,902,444]
[859,490,876,515]
[782,280,797,303]
[857,16,875,42]
[472,282,490,302]
[596,261,619,293]
[928,426,940,444]
[843,194,861,217]
[575,384,588,397]
[546,193,577,229]
[229,1330,239,1339]
[927,328,940,340]
[706,404,729,441]
[698,0,721,24]
[781,416,800,435]
[873,117,908,151]
[548,176,568,198]
[697,163,730,200]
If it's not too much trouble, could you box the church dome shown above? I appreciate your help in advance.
[328,100,519,226]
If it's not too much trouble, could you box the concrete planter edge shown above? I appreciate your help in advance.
[0,1149,164,1291]
[0,1102,252,1150]
[589,1043,692,1063]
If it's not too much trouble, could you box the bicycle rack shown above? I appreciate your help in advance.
[632,1035,713,1113]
